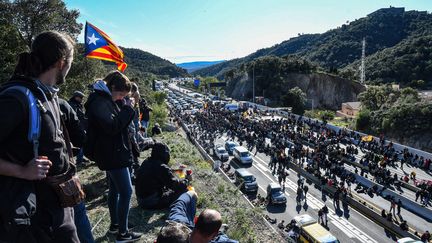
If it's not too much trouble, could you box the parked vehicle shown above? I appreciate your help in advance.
[214,145,229,162]
[293,214,339,243]
[266,183,286,205]
[225,141,239,155]
[224,103,239,112]
[233,146,253,165]
[234,168,258,193]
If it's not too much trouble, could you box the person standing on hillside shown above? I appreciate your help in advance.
[85,71,142,242]
[0,31,81,242]
[68,90,88,164]
[139,98,153,137]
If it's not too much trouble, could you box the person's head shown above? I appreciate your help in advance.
[104,70,132,100]
[72,90,85,103]
[156,221,191,243]
[193,209,222,241]
[14,31,74,86]
[151,142,170,165]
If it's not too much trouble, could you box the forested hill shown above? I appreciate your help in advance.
[104,47,188,78]
[194,8,432,87]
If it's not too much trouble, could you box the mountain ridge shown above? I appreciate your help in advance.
[193,7,432,87]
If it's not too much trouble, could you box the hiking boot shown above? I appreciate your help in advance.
[108,223,136,234]
[116,231,142,243]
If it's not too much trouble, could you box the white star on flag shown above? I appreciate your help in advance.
[87,33,100,45]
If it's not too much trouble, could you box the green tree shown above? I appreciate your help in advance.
[282,87,306,115]
[153,91,167,105]
[0,0,27,82]
[59,44,107,98]
[356,108,371,131]
[358,85,392,111]
[9,0,82,47]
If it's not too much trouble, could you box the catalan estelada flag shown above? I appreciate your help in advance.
[84,22,127,72]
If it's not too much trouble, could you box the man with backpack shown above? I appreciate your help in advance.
[0,31,83,242]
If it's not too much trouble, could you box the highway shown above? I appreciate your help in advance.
[212,135,396,243]
[168,82,431,242]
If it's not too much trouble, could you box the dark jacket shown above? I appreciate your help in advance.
[139,102,152,122]
[59,99,86,148]
[68,98,87,130]
[0,76,70,227]
[85,85,135,171]
[135,143,187,198]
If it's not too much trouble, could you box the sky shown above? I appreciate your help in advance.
[65,0,431,64]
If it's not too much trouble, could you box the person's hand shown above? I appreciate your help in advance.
[125,97,135,108]
[21,157,52,180]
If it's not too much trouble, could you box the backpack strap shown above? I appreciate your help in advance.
[0,86,41,158]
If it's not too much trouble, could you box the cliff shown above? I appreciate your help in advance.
[227,72,365,110]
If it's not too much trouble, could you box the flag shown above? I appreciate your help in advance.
[361,135,374,142]
[84,22,127,72]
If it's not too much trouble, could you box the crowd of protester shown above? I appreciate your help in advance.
[171,101,432,234]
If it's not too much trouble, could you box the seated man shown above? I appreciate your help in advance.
[135,142,188,209]
[156,191,238,243]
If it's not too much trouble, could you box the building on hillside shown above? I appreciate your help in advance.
[419,90,432,101]
[368,6,404,17]
[336,102,362,118]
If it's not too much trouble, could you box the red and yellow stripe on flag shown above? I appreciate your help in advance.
[85,22,127,72]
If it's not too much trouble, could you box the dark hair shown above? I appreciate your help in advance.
[195,209,222,237]
[131,82,138,93]
[104,70,132,92]
[14,31,74,77]
[156,221,191,243]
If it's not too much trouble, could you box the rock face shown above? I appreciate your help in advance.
[227,72,366,110]
[389,133,432,153]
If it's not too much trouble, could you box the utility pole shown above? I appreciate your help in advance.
[252,62,255,103]
[360,37,366,84]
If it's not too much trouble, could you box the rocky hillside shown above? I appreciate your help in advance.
[228,71,364,110]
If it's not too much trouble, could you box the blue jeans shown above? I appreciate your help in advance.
[74,201,95,243]
[106,168,133,233]
[77,148,84,163]
[140,120,149,137]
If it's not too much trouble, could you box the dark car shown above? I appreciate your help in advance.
[266,183,287,205]
[234,168,258,193]
[225,141,239,155]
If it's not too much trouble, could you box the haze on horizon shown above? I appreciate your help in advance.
[66,0,431,64]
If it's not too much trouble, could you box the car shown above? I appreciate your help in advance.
[233,146,253,165]
[214,145,229,162]
[234,168,258,193]
[397,238,423,243]
[224,103,239,112]
[266,183,286,205]
[225,141,239,155]
[293,214,339,243]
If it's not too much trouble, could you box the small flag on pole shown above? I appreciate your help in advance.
[84,22,127,72]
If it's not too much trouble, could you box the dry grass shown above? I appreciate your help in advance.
[78,129,282,243]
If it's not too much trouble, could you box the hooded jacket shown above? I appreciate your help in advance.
[135,143,187,198]
[0,76,70,227]
[84,81,135,170]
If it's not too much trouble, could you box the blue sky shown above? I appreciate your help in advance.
[65,0,431,63]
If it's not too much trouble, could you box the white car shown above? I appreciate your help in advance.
[214,145,229,162]
[397,237,423,243]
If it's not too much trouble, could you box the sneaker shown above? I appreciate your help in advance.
[116,231,142,243]
[109,223,137,234]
